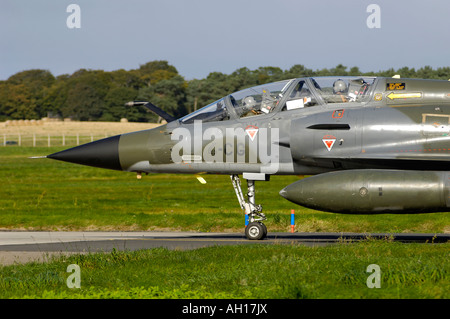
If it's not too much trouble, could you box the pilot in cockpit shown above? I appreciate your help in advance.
[332,79,348,103]
[239,96,258,117]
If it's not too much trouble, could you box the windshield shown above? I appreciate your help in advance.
[230,79,293,118]
[311,77,376,103]
[180,98,228,124]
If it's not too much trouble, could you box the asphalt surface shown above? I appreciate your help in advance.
[0,231,448,265]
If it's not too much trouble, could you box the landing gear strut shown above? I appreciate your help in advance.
[231,174,267,240]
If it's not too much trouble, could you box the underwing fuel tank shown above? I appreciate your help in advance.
[279,170,450,214]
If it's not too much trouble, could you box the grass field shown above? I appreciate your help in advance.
[1,147,449,233]
[0,241,448,299]
[0,146,449,299]
[1,121,160,147]
[1,120,159,135]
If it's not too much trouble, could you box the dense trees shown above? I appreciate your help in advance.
[0,70,55,120]
[1,61,450,122]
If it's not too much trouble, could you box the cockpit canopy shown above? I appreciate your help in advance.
[180,76,376,124]
[311,77,375,104]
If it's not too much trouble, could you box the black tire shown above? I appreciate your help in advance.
[245,222,266,240]
[261,222,268,238]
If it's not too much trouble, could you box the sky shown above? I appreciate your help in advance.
[1,0,450,81]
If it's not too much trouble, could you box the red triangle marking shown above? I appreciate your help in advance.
[246,127,258,141]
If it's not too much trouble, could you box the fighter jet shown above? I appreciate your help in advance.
[46,76,450,239]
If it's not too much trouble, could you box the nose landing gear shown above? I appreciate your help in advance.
[231,174,268,240]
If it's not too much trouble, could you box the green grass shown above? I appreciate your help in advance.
[0,241,448,299]
[0,147,449,299]
[1,147,449,233]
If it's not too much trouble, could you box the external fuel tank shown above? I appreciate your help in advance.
[280,170,450,214]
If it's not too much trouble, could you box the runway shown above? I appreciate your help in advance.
[0,231,448,265]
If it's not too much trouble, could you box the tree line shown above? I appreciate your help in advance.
[1,61,450,122]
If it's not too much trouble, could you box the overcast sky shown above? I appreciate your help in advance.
[1,0,450,80]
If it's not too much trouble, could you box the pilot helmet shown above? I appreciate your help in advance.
[333,79,347,94]
[242,96,256,110]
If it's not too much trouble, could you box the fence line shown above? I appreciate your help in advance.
[2,133,121,147]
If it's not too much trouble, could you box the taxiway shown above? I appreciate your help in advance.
[0,231,448,265]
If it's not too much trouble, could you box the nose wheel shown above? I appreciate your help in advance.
[245,222,268,240]
[231,175,268,240]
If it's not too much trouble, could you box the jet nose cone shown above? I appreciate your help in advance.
[48,135,122,171]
